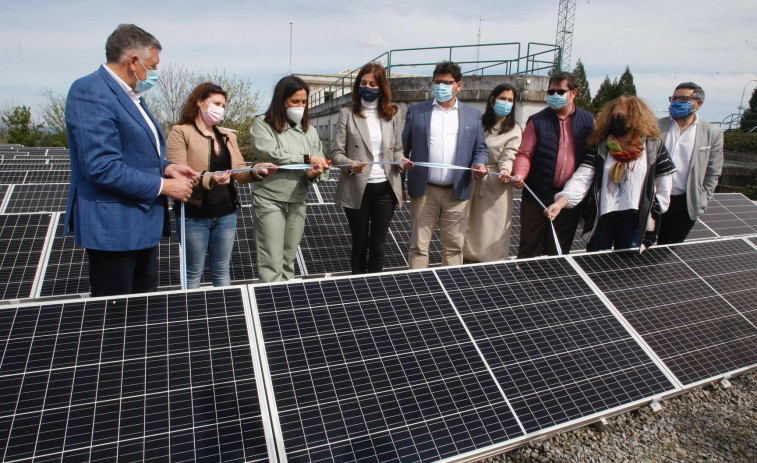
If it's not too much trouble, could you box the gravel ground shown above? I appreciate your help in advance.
[480,370,757,463]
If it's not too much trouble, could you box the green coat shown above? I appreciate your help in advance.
[250,117,327,203]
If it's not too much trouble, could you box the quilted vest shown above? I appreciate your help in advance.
[525,106,594,204]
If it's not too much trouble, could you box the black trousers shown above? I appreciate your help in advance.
[87,247,159,297]
[657,194,696,245]
[517,191,581,258]
[344,181,397,274]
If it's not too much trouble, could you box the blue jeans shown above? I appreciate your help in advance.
[176,212,237,288]
[587,209,641,252]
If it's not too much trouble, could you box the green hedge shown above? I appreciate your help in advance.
[724,131,757,154]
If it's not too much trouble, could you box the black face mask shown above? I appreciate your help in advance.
[609,117,628,137]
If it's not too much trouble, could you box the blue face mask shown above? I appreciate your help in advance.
[668,101,694,119]
[493,100,513,117]
[135,58,160,93]
[433,83,455,103]
[359,86,381,103]
[546,93,568,109]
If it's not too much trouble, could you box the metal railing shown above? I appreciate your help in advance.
[308,42,562,107]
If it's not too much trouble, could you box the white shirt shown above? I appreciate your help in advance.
[102,64,163,196]
[665,114,698,195]
[428,98,459,185]
[558,148,673,214]
[362,99,387,183]
[102,64,161,157]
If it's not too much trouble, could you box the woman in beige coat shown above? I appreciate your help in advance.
[328,63,412,274]
[167,82,275,288]
[463,84,522,261]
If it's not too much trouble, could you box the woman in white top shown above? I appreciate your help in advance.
[546,95,676,252]
[463,83,522,261]
[328,63,412,274]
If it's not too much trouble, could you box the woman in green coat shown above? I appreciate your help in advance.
[250,76,327,282]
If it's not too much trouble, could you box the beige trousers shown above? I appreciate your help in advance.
[409,185,471,269]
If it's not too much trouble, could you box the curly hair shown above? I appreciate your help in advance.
[588,95,661,145]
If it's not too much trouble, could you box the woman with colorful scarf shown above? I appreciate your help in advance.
[545,95,676,252]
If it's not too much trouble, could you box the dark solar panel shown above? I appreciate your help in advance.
[0,213,52,300]
[0,184,8,204]
[312,181,337,204]
[388,206,443,266]
[298,204,407,275]
[697,194,757,237]
[3,184,68,213]
[0,163,53,171]
[37,213,89,298]
[0,171,27,184]
[252,273,524,462]
[436,259,675,433]
[23,170,71,184]
[0,288,271,462]
[574,240,757,386]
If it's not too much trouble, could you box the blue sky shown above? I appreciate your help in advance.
[1,0,755,125]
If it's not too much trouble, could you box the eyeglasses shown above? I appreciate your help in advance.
[547,89,569,96]
[669,95,700,102]
[433,79,456,86]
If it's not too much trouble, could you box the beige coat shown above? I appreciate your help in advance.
[463,121,523,261]
[328,106,404,209]
[166,124,260,207]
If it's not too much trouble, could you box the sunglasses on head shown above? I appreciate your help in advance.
[547,89,569,96]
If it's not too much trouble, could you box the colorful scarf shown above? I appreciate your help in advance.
[606,135,643,185]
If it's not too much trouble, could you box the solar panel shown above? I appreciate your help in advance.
[297,204,408,275]
[0,185,8,204]
[436,259,675,433]
[23,170,71,184]
[387,206,443,267]
[696,193,757,237]
[0,171,28,183]
[0,163,53,171]
[2,184,68,213]
[37,213,89,298]
[0,213,53,301]
[318,181,338,204]
[574,239,757,386]
[251,273,524,462]
[0,288,272,462]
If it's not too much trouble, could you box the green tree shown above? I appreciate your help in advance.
[616,66,637,96]
[572,59,592,111]
[740,87,757,133]
[40,89,68,147]
[1,105,44,146]
[591,76,616,114]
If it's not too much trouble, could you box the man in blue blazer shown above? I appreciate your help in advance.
[65,24,196,296]
[402,61,489,268]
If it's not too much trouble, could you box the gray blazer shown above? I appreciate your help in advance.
[329,106,404,209]
[658,117,724,219]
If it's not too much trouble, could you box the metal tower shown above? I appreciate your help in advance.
[555,0,576,71]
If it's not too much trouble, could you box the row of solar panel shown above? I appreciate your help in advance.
[1,191,756,302]
[1,236,756,462]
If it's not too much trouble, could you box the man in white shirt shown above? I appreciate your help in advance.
[657,82,724,244]
[402,61,489,268]
[64,24,196,296]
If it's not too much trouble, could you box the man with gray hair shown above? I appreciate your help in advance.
[657,82,724,244]
[64,24,196,296]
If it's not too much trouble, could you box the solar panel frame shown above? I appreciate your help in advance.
[573,238,757,387]
[0,287,275,463]
[1,184,68,214]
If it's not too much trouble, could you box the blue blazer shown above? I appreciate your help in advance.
[402,99,489,200]
[64,65,170,251]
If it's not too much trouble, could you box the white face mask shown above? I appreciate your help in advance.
[286,106,305,124]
